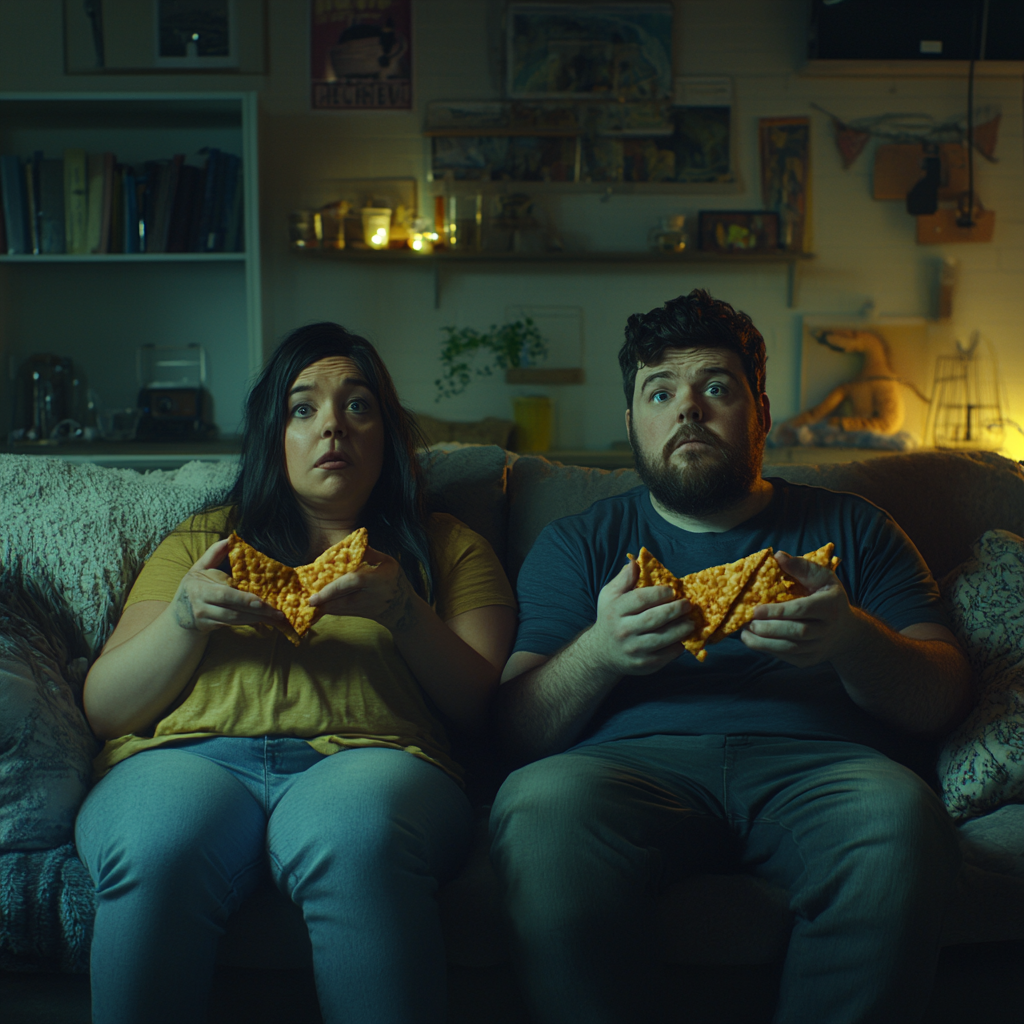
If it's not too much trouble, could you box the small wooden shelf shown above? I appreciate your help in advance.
[297,247,812,266]
[294,245,813,309]
[0,253,246,263]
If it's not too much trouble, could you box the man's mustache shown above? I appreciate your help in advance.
[662,424,721,460]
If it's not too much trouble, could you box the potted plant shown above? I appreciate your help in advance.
[434,318,548,402]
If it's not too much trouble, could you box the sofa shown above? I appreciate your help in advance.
[3,446,1024,1024]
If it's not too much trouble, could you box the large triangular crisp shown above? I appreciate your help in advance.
[631,543,839,661]
[630,546,770,662]
[707,542,839,644]
[227,527,368,645]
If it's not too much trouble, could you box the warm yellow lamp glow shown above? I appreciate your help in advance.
[361,207,392,250]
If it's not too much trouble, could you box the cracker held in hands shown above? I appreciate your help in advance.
[227,528,368,644]
[629,543,838,662]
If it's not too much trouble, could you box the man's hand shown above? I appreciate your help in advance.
[576,559,695,677]
[740,551,860,667]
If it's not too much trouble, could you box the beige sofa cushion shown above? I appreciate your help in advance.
[766,451,1024,581]
[506,450,1024,586]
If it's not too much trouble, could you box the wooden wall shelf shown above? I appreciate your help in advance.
[294,246,813,308]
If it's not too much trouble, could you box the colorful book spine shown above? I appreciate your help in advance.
[38,158,66,254]
[0,155,29,254]
[63,148,88,255]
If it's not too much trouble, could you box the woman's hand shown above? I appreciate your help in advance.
[171,538,285,634]
[307,545,417,634]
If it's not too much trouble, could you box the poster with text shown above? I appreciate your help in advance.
[311,0,412,111]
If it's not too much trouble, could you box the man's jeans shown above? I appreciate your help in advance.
[76,737,473,1024]
[489,735,961,1024]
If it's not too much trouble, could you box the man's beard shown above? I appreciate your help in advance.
[629,418,765,518]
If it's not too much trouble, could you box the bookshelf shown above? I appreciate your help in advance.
[0,92,262,440]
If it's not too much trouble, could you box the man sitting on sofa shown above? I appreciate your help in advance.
[489,289,973,1024]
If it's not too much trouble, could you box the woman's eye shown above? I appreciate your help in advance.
[291,403,312,418]
[348,398,368,413]
[706,383,727,397]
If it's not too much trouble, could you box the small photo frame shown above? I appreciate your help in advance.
[699,211,779,253]
[154,0,238,69]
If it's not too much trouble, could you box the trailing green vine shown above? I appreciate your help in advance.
[434,318,548,401]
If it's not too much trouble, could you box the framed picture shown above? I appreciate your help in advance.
[311,0,412,110]
[699,211,779,253]
[507,4,673,100]
[154,0,238,68]
[759,116,811,252]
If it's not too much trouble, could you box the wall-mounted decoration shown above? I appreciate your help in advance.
[506,4,673,100]
[63,0,265,73]
[310,0,412,111]
[759,116,811,252]
[425,97,733,186]
[698,211,778,253]
[774,319,933,450]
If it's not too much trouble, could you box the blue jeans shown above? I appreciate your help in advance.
[489,735,962,1024]
[75,738,473,1024]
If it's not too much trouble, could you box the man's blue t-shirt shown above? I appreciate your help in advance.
[513,480,948,770]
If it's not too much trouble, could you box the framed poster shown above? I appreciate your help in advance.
[507,4,673,100]
[759,116,811,252]
[311,0,412,111]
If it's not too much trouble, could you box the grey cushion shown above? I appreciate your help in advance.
[0,574,99,852]
[420,445,514,562]
[506,456,641,587]
[766,451,1024,581]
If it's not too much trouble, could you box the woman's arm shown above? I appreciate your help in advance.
[309,546,516,734]
[83,538,285,740]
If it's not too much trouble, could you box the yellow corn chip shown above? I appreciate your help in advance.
[631,546,770,662]
[227,528,368,645]
[632,542,839,661]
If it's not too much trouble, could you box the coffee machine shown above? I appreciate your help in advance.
[135,344,217,441]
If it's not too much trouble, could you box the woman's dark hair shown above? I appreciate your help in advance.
[618,289,767,407]
[227,322,433,600]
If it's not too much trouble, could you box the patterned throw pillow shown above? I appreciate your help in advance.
[937,530,1024,821]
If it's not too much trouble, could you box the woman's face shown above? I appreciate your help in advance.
[283,355,385,523]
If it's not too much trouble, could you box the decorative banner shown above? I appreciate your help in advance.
[310,0,412,111]
[759,116,811,253]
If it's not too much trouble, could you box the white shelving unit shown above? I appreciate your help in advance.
[0,92,262,440]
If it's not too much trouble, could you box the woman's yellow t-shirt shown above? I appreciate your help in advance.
[94,509,516,785]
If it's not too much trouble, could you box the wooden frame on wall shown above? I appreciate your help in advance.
[64,0,266,74]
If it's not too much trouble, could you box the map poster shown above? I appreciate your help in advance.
[311,0,412,111]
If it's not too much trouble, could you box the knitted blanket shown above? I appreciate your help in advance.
[0,455,239,654]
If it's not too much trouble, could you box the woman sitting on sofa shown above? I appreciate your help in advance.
[76,322,517,1024]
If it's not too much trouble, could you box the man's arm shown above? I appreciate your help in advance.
[493,560,694,764]
[742,552,972,736]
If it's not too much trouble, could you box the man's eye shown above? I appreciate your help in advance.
[651,390,671,404]
[706,383,727,396]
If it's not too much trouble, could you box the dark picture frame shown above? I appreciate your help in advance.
[699,211,780,253]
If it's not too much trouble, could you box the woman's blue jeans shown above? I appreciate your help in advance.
[489,735,962,1024]
[75,737,473,1024]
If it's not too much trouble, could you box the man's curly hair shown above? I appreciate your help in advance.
[619,289,767,407]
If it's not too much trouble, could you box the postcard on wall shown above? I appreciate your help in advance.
[310,0,412,111]
[507,4,673,100]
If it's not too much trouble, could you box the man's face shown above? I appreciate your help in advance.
[625,347,771,518]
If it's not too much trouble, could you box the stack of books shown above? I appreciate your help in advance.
[0,148,243,256]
